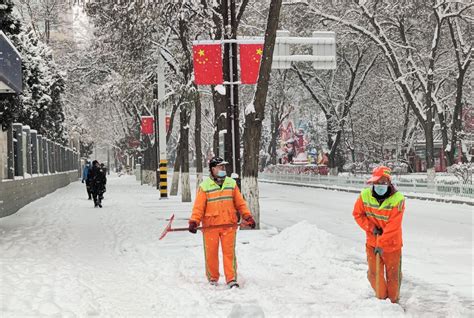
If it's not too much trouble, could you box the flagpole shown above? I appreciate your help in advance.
[229,41,237,175]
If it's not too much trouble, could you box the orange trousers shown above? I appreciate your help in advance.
[366,245,402,303]
[202,228,237,283]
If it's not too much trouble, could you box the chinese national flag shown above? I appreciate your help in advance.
[193,44,223,85]
[239,43,264,84]
[141,116,154,135]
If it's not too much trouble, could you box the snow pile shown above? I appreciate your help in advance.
[261,220,336,258]
[236,222,407,317]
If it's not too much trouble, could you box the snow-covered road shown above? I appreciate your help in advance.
[0,174,472,317]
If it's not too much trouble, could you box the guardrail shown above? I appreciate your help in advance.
[259,172,474,200]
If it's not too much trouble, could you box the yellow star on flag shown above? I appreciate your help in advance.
[198,49,205,57]
[256,48,263,55]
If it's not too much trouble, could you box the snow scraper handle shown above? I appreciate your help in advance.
[169,223,240,232]
[375,234,381,299]
[159,214,241,240]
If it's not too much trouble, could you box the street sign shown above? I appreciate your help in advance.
[0,31,22,94]
[312,31,336,70]
[232,30,337,71]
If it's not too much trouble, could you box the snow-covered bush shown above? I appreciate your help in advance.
[366,161,408,175]
[386,162,409,174]
[447,163,473,184]
[343,162,370,175]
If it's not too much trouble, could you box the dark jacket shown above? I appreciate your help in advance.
[88,166,106,192]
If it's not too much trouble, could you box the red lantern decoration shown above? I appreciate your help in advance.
[141,116,154,135]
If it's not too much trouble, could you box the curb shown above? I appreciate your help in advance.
[259,179,474,206]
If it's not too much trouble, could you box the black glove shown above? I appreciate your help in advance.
[82,179,84,183]
[243,216,256,229]
[372,227,383,236]
[374,247,383,255]
[188,221,198,234]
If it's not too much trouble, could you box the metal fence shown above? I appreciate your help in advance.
[1,123,80,180]
[259,172,474,200]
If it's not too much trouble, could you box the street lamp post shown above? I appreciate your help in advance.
[157,53,168,199]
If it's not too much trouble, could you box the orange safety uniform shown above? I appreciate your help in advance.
[353,187,405,303]
[190,176,252,283]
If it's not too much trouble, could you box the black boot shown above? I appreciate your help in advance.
[227,280,239,289]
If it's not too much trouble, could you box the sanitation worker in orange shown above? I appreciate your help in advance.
[353,166,405,303]
[189,156,255,289]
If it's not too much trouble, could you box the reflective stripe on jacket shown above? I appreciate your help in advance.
[190,177,251,227]
[353,187,405,253]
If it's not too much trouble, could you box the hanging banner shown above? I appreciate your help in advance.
[192,43,223,85]
[140,116,154,135]
[239,43,264,84]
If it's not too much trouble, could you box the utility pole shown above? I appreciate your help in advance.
[154,96,159,190]
[157,53,168,198]
[223,0,241,186]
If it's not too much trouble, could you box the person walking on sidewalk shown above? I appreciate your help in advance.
[188,156,256,289]
[353,166,405,303]
[99,163,107,201]
[82,159,92,200]
[88,160,106,208]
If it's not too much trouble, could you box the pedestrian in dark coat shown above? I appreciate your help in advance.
[99,163,107,201]
[88,160,106,208]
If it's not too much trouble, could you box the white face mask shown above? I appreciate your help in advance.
[216,170,226,178]
[373,184,388,196]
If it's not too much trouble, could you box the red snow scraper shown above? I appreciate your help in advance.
[159,214,241,240]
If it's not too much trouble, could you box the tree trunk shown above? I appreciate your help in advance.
[422,120,436,183]
[166,96,180,144]
[242,0,283,228]
[194,88,203,187]
[447,19,471,164]
[180,105,191,202]
[326,113,338,174]
[212,86,227,156]
[449,69,467,164]
[268,108,280,165]
[400,103,410,160]
[170,145,180,196]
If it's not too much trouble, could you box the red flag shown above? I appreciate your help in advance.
[193,44,223,85]
[141,116,154,135]
[239,43,264,84]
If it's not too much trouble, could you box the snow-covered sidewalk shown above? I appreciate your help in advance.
[0,175,471,317]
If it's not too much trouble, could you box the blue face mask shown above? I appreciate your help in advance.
[216,170,226,178]
[373,184,388,196]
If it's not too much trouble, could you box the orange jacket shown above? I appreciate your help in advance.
[190,177,252,227]
[353,187,405,253]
